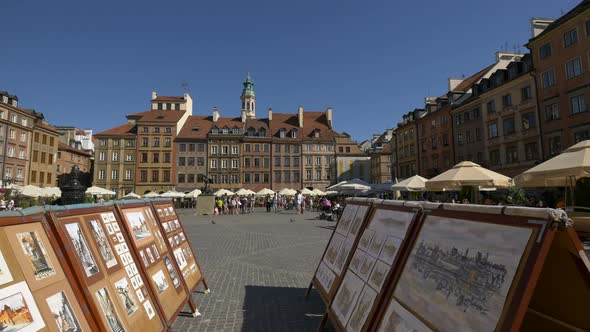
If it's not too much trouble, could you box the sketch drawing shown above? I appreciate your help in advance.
[114,278,138,316]
[96,288,124,332]
[164,256,180,288]
[331,271,364,325]
[324,233,345,269]
[358,229,375,252]
[358,255,376,282]
[334,239,353,274]
[346,284,377,332]
[335,205,358,236]
[17,231,56,280]
[46,291,81,332]
[0,282,46,332]
[377,299,432,332]
[125,211,153,246]
[368,260,390,292]
[89,220,118,269]
[348,249,366,275]
[367,232,386,258]
[379,236,403,265]
[151,270,169,294]
[349,206,367,237]
[395,215,533,332]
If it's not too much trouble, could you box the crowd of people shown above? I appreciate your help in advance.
[213,191,341,217]
[0,198,15,211]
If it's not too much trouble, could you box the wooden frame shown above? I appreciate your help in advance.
[46,204,167,332]
[324,200,423,332]
[306,198,375,305]
[150,199,209,295]
[0,209,99,331]
[370,204,557,332]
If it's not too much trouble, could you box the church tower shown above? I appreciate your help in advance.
[241,72,256,120]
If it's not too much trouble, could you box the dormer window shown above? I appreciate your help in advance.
[291,129,298,138]
[314,129,320,138]
[1,96,7,103]
[232,128,240,134]
[279,129,286,138]
[247,128,255,136]
[157,103,163,110]
[212,128,219,134]
[222,128,229,134]
[11,100,17,107]
[259,128,266,137]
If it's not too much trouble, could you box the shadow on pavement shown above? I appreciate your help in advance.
[241,286,334,332]
[315,225,336,231]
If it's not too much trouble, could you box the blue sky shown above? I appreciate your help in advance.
[0,0,579,142]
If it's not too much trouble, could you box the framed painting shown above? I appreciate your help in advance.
[0,281,46,332]
[0,249,13,286]
[46,290,83,332]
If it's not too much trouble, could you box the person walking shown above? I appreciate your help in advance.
[265,194,272,212]
[272,193,279,213]
[296,191,303,214]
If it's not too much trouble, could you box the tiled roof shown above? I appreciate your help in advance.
[211,117,243,129]
[302,112,337,141]
[176,116,213,140]
[380,140,394,154]
[75,129,86,135]
[58,141,92,157]
[95,123,136,137]
[126,109,186,123]
[153,96,184,101]
[35,121,61,134]
[528,0,590,44]
[269,113,302,141]
[452,64,495,92]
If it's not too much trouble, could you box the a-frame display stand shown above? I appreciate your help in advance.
[150,199,209,295]
[45,203,167,332]
[0,207,99,332]
[112,200,200,323]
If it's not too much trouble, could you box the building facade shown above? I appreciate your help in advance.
[335,133,369,182]
[174,116,211,193]
[243,117,271,192]
[93,124,137,195]
[29,116,60,187]
[57,142,93,186]
[270,112,303,191]
[206,110,243,191]
[527,4,590,159]
[301,109,336,190]
[417,96,454,178]
[395,110,423,179]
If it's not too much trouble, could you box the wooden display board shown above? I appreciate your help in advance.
[45,204,166,332]
[0,208,98,332]
[326,200,422,332]
[113,201,198,324]
[306,198,374,305]
[368,204,590,332]
[150,200,209,295]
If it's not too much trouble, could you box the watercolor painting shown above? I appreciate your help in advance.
[151,270,169,294]
[96,288,124,332]
[89,220,118,269]
[124,211,153,246]
[17,231,56,280]
[114,278,138,316]
[0,282,45,332]
[0,249,13,286]
[65,223,100,278]
[46,291,82,332]
[377,299,432,332]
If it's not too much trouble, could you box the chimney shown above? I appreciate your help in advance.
[448,78,463,91]
[298,106,304,128]
[268,108,273,121]
[151,91,157,100]
[326,107,333,129]
[212,107,220,122]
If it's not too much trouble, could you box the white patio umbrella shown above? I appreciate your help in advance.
[391,175,429,191]
[42,187,62,197]
[19,185,44,197]
[86,186,116,195]
[311,188,326,196]
[160,190,186,198]
[279,188,297,196]
[325,190,338,196]
[185,189,202,198]
[301,188,313,195]
[256,188,275,196]
[143,191,160,198]
[236,188,253,196]
[213,189,234,196]
[327,178,370,191]
[515,140,590,187]
[425,161,513,191]
[122,192,141,199]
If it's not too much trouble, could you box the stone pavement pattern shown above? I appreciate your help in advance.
[172,208,336,332]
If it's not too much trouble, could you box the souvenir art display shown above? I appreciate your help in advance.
[151,201,208,294]
[46,291,83,332]
[0,281,46,332]
[307,199,373,303]
[45,206,165,332]
[329,202,419,332]
[116,202,195,321]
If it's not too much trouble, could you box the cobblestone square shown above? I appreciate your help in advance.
[172,208,336,331]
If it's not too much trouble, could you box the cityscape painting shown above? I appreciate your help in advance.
[377,299,432,332]
[0,282,45,332]
[65,223,99,277]
[89,220,118,269]
[394,215,533,332]
[16,231,56,280]
[124,211,153,247]
[46,291,82,332]
[96,287,125,332]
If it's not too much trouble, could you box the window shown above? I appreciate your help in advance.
[197,157,204,166]
[339,147,344,153]
[230,174,238,183]
[475,128,482,141]
[571,94,588,114]
[99,152,106,161]
[211,160,217,168]
[40,152,46,162]
[140,170,147,182]
[574,130,589,143]
[153,127,160,133]
[294,145,299,153]
[502,94,512,107]
[179,144,186,152]
[142,138,148,147]
[306,170,312,180]
[153,138,160,147]
[232,160,238,168]
[178,174,186,183]
[20,132,26,142]
[284,157,290,166]
[566,58,583,79]
[315,157,321,165]
[221,159,228,169]
[141,153,148,163]
[465,130,472,144]
[221,146,228,154]
[291,129,297,138]
[142,127,149,133]
[244,158,251,167]
[245,173,251,183]
[245,144,251,152]
[545,103,560,120]
[152,153,159,163]
[316,170,321,180]
[48,153,53,164]
[263,173,269,183]
[112,152,119,161]
[275,145,281,153]
[306,144,311,151]
[254,144,260,152]
[34,132,40,142]
[10,114,16,123]
[166,103,171,110]
[198,144,204,152]
[275,157,281,166]
[189,144,196,152]
[152,170,159,182]
[431,137,438,148]
[305,156,311,165]
[279,129,286,138]
[211,146,218,154]
[541,70,555,88]
[125,169,132,180]
[188,157,195,166]
[488,123,498,138]
[18,150,25,159]
[503,118,515,135]
[525,142,539,161]
[521,86,532,100]
[457,133,463,145]
[548,136,561,156]
[254,158,260,167]
[126,140,135,147]
[126,154,133,161]
[157,103,163,110]
[57,151,61,159]
[21,118,28,126]
[285,145,291,153]
[231,146,238,154]
[164,152,170,163]
[587,20,590,36]
[275,171,281,183]
[98,170,105,180]
[522,112,536,130]
[165,138,171,147]
[263,144,269,152]
[111,170,118,180]
[284,171,291,182]
[539,43,552,59]
[489,150,500,166]
[9,129,15,139]
[112,139,119,146]
[564,28,578,48]
[506,146,518,163]
[346,147,351,153]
